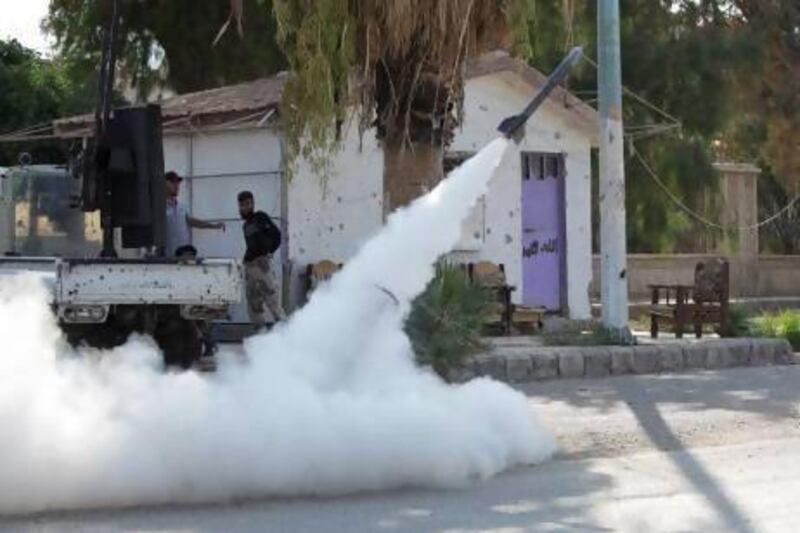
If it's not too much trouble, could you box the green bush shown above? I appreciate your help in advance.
[720,304,752,337]
[405,264,490,381]
[754,310,800,350]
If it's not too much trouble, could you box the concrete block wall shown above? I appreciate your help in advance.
[456,338,795,384]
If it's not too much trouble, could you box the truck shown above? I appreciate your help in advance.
[0,164,242,367]
[0,3,244,369]
[0,141,243,371]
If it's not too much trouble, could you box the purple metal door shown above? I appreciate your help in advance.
[521,153,566,311]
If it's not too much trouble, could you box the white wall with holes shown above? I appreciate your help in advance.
[447,73,593,318]
[283,72,593,318]
[286,119,384,308]
[163,127,284,322]
[159,71,594,320]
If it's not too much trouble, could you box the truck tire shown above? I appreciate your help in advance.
[154,316,202,370]
[62,319,130,351]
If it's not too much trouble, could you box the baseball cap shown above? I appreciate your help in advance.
[165,171,183,182]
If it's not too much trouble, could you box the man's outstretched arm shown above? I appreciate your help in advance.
[187,215,225,230]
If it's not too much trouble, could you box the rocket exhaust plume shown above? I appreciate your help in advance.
[0,138,555,515]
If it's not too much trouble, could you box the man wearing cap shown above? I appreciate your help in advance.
[237,190,286,326]
[165,171,225,256]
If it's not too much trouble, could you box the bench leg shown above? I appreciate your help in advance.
[651,314,659,338]
[694,321,702,339]
[676,320,684,339]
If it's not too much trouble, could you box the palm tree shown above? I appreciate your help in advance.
[246,0,534,214]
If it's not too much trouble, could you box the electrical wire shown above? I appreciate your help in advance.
[581,55,800,232]
[631,143,800,232]
[583,55,682,128]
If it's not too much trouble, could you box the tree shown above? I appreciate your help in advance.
[701,0,800,251]
[266,0,528,214]
[0,39,90,166]
[757,170,800,253]
[523,1,756,252]
[725,0,800,192]
[45,0,287,98]
[265,0,753,241]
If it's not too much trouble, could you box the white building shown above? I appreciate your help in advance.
[54,51,598,321]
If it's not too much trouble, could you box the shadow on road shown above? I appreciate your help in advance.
[519,366,800,532]
[621,379,757,533]
[521,365,800,421]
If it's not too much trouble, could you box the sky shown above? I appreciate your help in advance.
[0,0,54,55]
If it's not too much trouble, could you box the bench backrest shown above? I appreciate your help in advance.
[470,261,507,289]
[308,260,342,290]
[694,259,729,304]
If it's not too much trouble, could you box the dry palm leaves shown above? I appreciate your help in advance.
[227,0,529,173]
[353,0,511,145]
[213,0,244,46]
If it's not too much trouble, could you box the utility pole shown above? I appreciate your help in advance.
[598,0,629,335]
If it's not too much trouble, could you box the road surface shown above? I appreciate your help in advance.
[4,366,800,532]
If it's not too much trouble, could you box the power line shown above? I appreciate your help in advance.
[582,56,682,128]
[631,143,800,232]
[579,55,800,232]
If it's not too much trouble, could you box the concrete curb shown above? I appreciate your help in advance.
[457,338,795,384]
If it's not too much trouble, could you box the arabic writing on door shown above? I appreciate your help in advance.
[521,152,565,311]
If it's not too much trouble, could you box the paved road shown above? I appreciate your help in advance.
[4,366,800,532]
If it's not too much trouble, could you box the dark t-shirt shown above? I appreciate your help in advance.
[242,211,281,262]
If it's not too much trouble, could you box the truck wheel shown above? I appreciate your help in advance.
[61,320,130,351]
[155,316,202,370]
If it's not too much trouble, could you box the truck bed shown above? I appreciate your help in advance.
[0,257,243,306]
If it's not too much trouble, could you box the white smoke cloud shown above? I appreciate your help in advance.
[0,138,555,515]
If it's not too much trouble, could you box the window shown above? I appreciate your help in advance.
[521,152,564,181]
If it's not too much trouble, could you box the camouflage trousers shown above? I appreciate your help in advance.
[245,255,286,325]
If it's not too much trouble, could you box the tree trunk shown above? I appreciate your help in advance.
[382,141,444,218]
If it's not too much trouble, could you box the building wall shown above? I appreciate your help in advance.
[287,120,384,308]
[163,127,284,322]
[173,75,596,318]
[448,73,593,318]
[287,72,594,317]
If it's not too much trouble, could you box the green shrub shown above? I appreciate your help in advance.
[720,304,752,337]
[754,310,800,350]
[405,264,490,381]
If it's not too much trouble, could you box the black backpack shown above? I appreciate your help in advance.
[263,215,282,254]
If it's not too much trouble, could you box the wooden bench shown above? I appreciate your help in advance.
[650,259,730,339]
[469,261,513,334]
[468,261,545,335]
[303,260,343,300]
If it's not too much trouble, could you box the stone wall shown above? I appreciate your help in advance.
[589,162,800,302]
[590,254,800,301]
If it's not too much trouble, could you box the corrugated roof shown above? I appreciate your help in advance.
[53,51,596,137]
[160,71,287,118]
[54,71,288,130]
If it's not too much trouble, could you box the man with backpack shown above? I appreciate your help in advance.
[237,190,286,327]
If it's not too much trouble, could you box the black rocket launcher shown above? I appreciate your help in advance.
[496,47,584,141]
